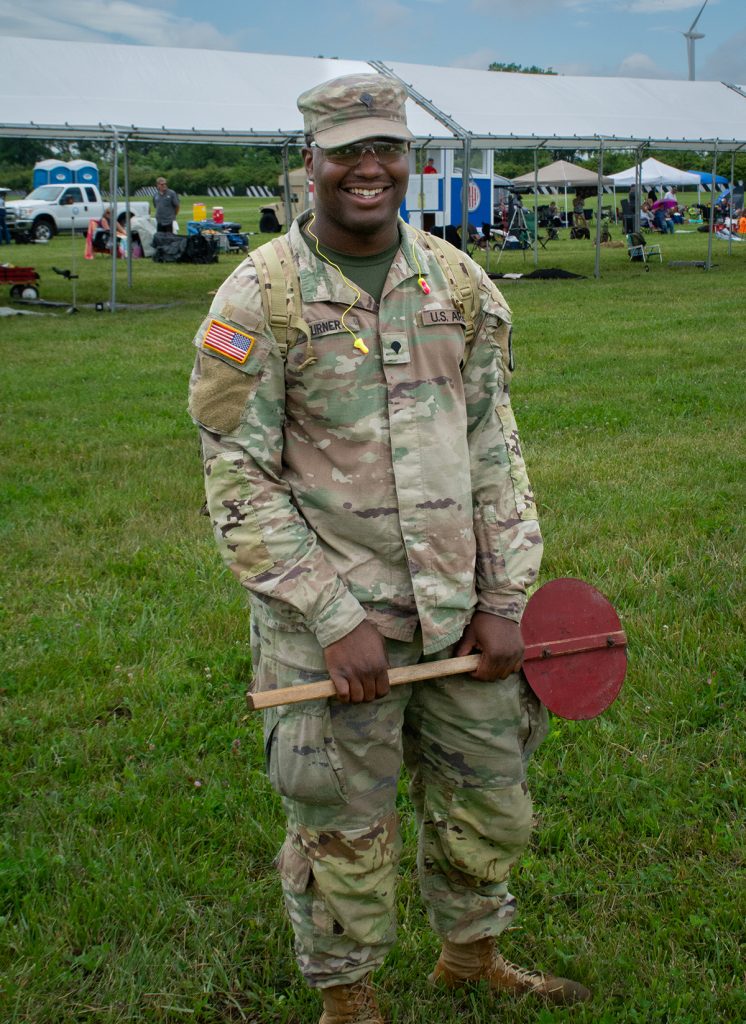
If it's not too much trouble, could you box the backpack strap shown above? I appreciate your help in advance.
[252,237,315,367]
[418,230,514,378]
[419,231,479,346]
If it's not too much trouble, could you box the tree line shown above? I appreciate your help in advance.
[1,137,742,197]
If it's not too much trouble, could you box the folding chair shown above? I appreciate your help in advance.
[626,231,662,268]
[522,210,547,249]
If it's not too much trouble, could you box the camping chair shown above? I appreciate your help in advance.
[522,210,547,249]
[626,231,662,267]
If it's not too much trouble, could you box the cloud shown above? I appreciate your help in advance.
[0,0,237,50]
[471,0,573,12]
[450,48,498,70]
[701,28,746,83]
[616,51,677,77]
[624,0,709,12]
[369,1,412,30]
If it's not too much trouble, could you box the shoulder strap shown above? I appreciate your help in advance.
[417,229,514,379]
[252,237,314,365]
[419,232,479,345]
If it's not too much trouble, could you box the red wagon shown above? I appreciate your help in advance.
[0,265,40,300]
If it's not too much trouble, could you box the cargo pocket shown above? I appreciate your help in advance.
[264,704,348,806]
[426,781,533,886]
[275,834,312,894]
[474,502,510,590]
[518,676,549,762]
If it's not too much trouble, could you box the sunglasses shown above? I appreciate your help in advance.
[312,139,410,166]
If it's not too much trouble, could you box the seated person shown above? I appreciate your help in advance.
[90,208,127,255]
[640,201,654,229]
[652,206,674,234]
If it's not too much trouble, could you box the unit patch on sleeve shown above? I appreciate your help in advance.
[203,318,256,364]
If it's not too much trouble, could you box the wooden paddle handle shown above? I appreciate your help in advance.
[247,655,481,710]
[246,629,626,712]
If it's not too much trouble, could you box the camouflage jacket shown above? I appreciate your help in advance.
[188,212,542,655]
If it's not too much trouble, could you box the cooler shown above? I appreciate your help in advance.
[192,202,206,221]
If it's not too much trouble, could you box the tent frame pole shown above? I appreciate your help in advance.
[459,134,471,252]
[281,142,293,229]
[532,149,539,266]
[110,128,119,313]
[124,138,132,289]
[728,150,735,256]
[594,139,605,280]
[706,142,719,270]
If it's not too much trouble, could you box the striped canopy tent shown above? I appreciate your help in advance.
[511,160,614,222]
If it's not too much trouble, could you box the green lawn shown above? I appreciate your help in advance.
[1,205,744,1023]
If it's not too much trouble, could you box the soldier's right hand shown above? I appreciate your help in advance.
[323,621,390,704]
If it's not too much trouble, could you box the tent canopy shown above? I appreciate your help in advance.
[1,37,745,153]
[383,60,746,152]
[607,158,702,188]
[685,169,729,184]
[511,159,612,188]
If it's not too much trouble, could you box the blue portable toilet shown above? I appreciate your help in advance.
[68,160,99,187]
[47,162,73,185]
[32,159,62,188]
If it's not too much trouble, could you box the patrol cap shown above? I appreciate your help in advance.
[298,73,415,148]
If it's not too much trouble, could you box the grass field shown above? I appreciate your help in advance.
[1,196,744,1023]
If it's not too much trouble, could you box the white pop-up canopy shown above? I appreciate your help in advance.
[608,158,703,188]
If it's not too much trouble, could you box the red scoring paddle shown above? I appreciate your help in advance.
[520,578,627,719]
[247,578,627,718]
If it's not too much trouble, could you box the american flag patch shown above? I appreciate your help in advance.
[203,319,255,364]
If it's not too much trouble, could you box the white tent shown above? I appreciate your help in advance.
[607,158,702,188]
[382,60,746,152]
[2,37,745,284]
[2,38,745,152]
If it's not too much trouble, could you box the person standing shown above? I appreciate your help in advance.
[189,73,590,1023]
[0,190,11,244]
[153,176,179,233]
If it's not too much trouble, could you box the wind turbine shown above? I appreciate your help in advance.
[684,0,708,81]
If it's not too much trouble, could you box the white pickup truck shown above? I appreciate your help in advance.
[7,184,150,241]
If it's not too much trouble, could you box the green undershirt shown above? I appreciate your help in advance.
[302,229,399,305]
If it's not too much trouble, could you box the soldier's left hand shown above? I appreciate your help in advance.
[455,612,524,681]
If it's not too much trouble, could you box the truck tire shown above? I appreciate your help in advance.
[33,218,56,242]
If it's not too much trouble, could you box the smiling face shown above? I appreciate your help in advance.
[303,140,409,255]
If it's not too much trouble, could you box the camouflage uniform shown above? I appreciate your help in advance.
[189,211,547,988]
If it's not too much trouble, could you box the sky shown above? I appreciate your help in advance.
[1,0,744,83]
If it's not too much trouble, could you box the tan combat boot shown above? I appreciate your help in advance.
[430,937,591,1006]
[319,975,383,1024]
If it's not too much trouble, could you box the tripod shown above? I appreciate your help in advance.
[495,199,530,266]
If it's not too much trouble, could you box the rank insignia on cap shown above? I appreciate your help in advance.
[360,92,373,108]
[203,318,255,364]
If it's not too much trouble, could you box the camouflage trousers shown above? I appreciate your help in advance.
[251,607,548,989]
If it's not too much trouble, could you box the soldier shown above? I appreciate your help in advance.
[188,74,590,1023]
